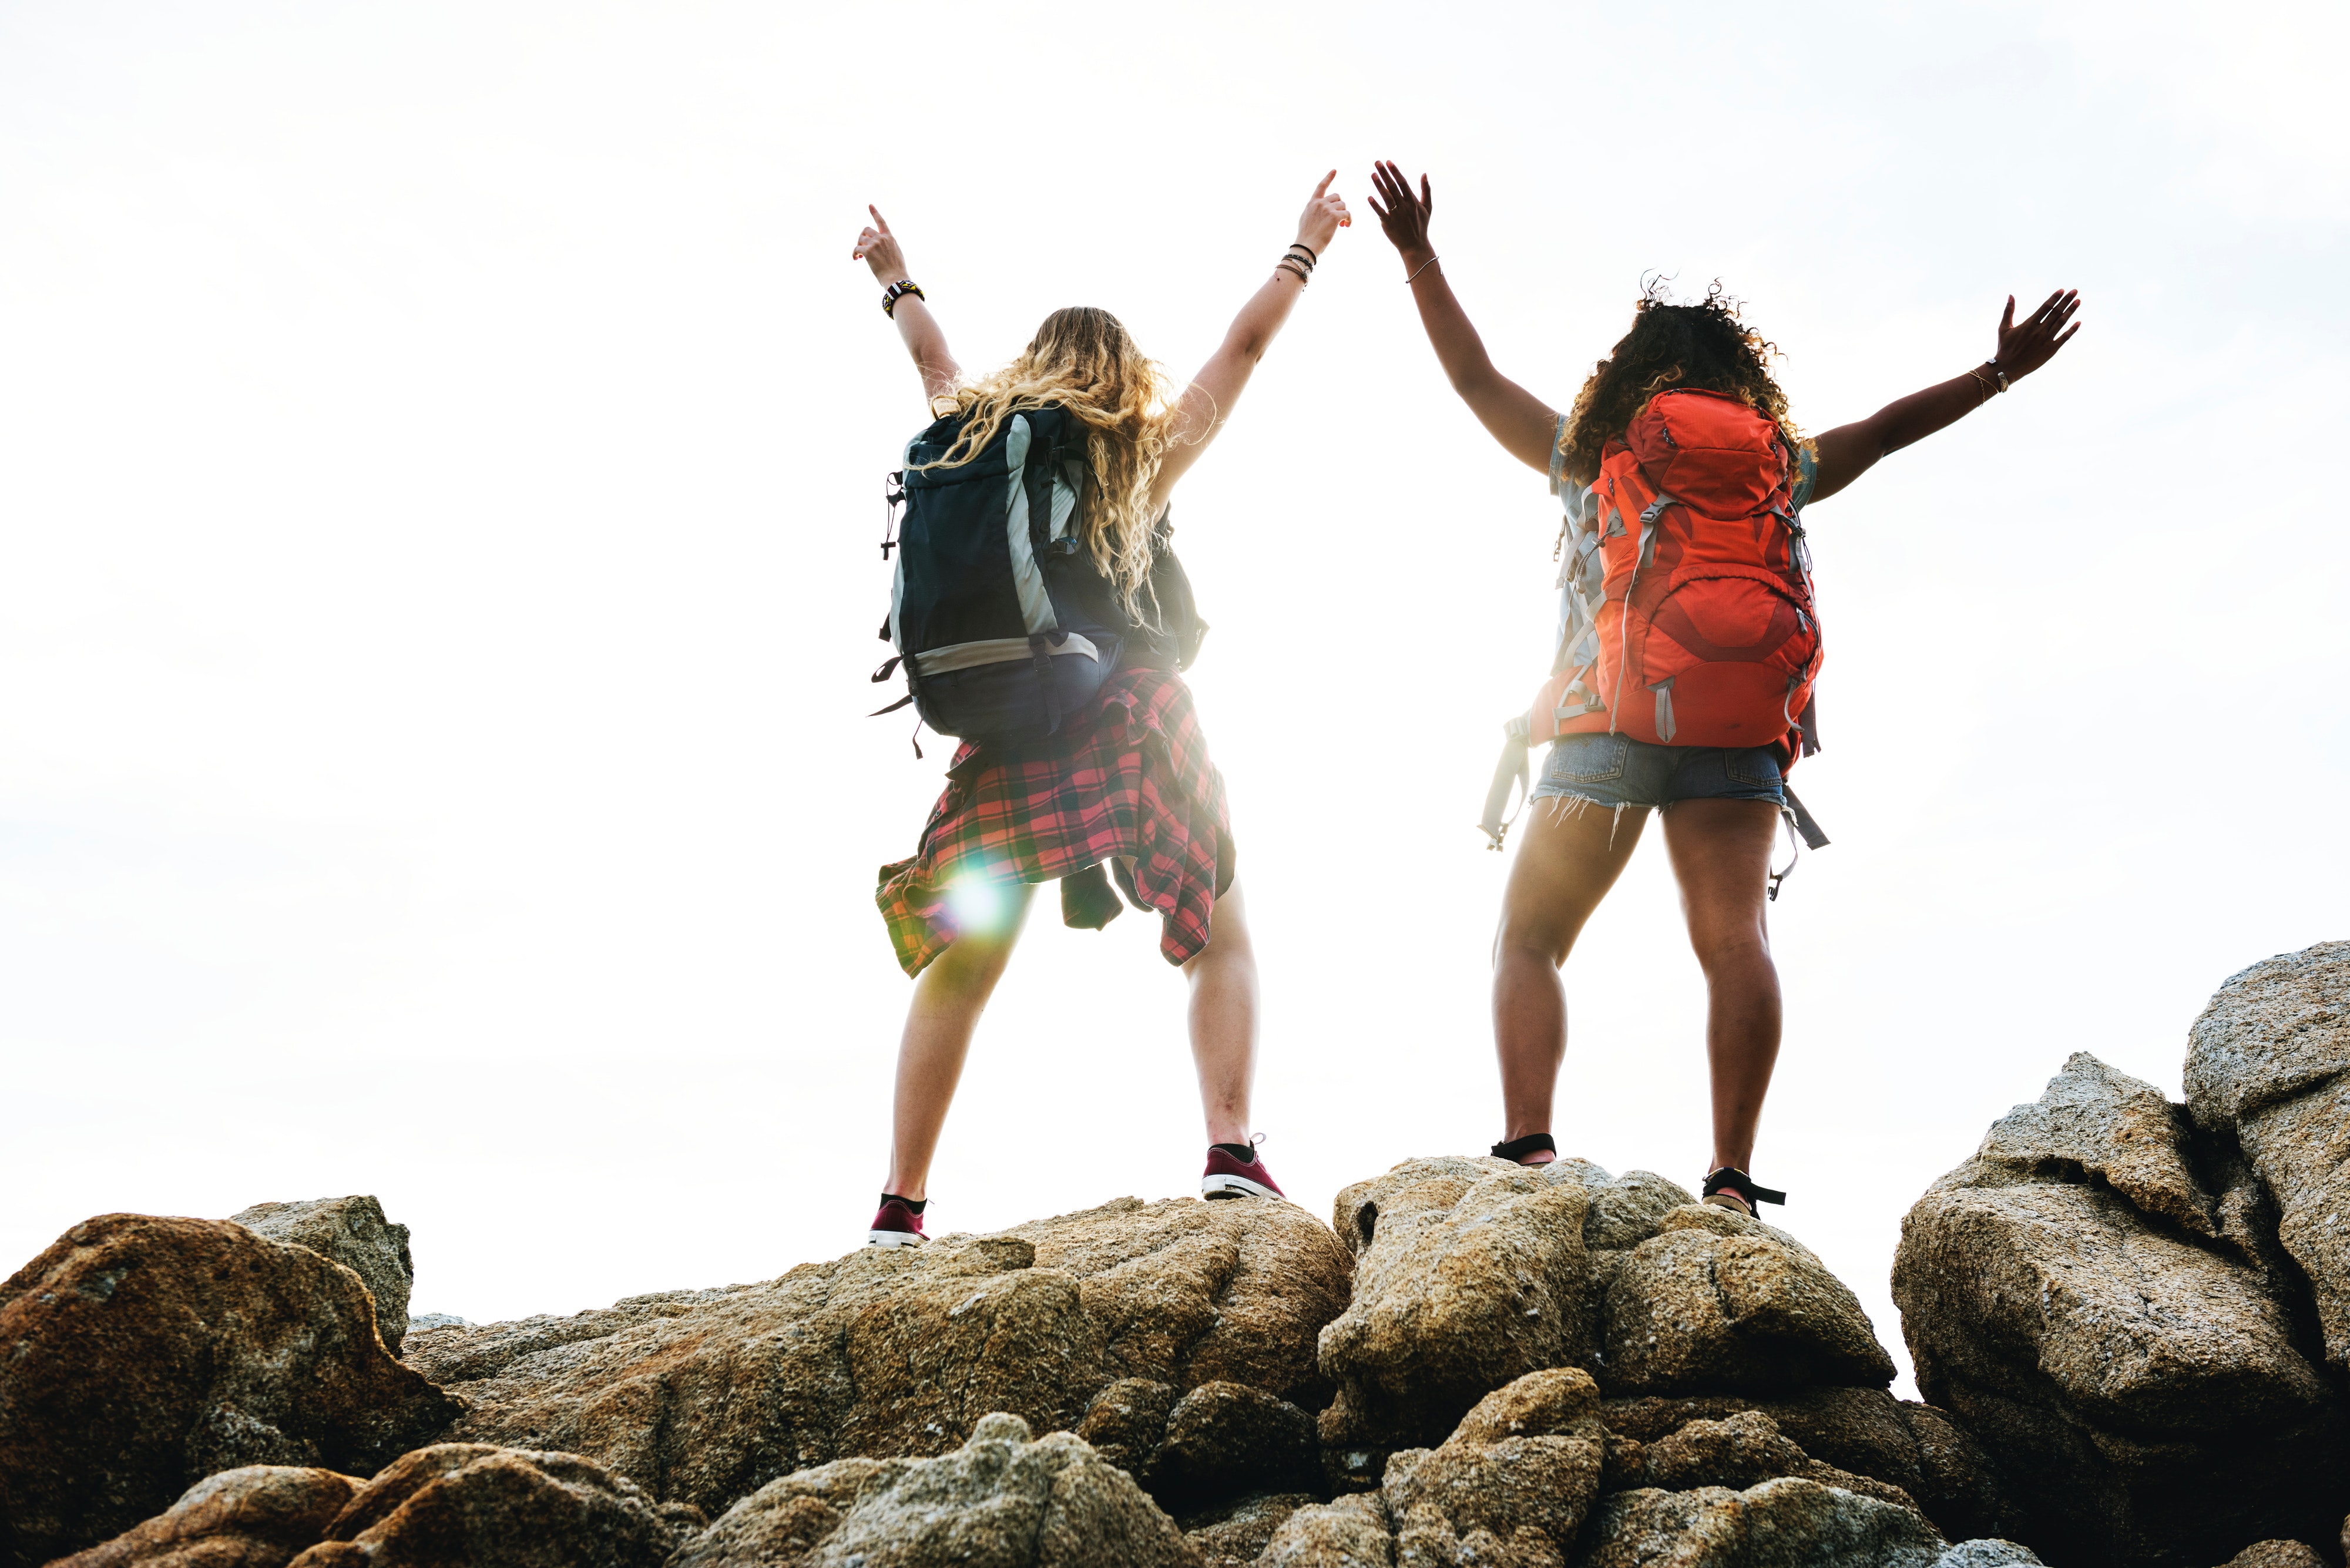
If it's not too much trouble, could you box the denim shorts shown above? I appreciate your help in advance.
[1530,732,1787,811]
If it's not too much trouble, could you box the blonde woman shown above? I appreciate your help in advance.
[852,174,1348,1246]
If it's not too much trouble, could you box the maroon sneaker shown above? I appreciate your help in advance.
[866,1195,927,1248]
[1201,1143,1286,1201]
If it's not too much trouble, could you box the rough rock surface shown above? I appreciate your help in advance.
[49,1467,361,1568]
[403,1196,1349,1523]
[1177,1493,1319,1568]
[2213,1545,2329,1568]
[1578,1478,2038,1568]
[1896,1045,2350,1566]
[1315,1157,1897,1480]
[1599,1387,2019,1545]
[1260,1374,2032,1568]
[670,1412,1200,1567]
[227,1197,415,1355]
[284,1445,692,1567]
[2186,942,2350,1371]
[0,1214,459,1568]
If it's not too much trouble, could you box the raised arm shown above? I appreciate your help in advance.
[1147,173,1351,514]
[1807,290,2081,503]
[1369,162,1557,475]
[852,206,961,411]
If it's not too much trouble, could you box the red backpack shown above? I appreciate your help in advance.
[1479,390,1828,876]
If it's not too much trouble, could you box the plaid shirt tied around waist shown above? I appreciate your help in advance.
[875,667,1236,978]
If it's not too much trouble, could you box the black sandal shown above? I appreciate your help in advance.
[1491,1133,1557,1164]
[1702,1167,1786,1215]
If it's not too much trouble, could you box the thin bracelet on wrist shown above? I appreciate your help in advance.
[1288,240,1318,263]
[1404,253,1442,285]
[1275,259,1310,286]
[1987,358,2010,393]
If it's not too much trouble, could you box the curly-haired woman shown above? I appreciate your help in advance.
[850,175,1349,1246]
[1368,160,2079,1214]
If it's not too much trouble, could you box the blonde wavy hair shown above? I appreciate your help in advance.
[921,306,1176,620]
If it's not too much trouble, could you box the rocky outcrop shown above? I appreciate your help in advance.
[1896,1042,2350,1566]
[404,1196,1350,1523]
[49,1467,361,1568]
[0,1214,459,1568]
[1314,1159,1901,1483]
[284,1445,695,1567]
[1260,1370,2033,1567]
[228,1197,415,1355]
[670,1413,1198,1567]
[2186,942,2350,1371]
[1577,1479,2039,1568]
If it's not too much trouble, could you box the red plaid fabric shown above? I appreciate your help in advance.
[876,667,1235,977]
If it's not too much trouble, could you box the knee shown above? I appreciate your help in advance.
[1492,915,1570,972]
[1690,922,1772,975]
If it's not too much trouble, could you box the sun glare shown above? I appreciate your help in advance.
[948,875,1009,932]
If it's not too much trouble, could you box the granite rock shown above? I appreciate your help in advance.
[1601,1205,1896,1395]
[0,1214,459,1568]
[409,1197,1349,1523]
[1599,1387,2020,1544]
[2186,942,2350,1372]
[284,1445,689,1567]
[1896,1051,2350,1566]
[1576,1478,2033,1568]
[669,1412,1200,1568]
[1177,1492,1320,1568]
[47,1467,360,1568]
[2211,1545,2328,1568]
[228,1197,415,1355]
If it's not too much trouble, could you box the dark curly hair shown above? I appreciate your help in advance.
[1557,280,1804,486]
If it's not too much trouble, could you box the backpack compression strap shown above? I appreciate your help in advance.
[1478,714,1535,851]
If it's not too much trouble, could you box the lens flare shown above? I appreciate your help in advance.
[948,875,1008,932]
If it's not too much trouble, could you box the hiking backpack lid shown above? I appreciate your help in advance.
[869,403,1207,750]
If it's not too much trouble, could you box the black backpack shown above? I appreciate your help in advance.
[873,404,1205,748]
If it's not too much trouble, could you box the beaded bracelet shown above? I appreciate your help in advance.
[1284,245,1317,271]
[882,279,926,319]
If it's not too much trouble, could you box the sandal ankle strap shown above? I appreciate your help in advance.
[1491,1133,1557,1163]
[1703,1167,1787,1208]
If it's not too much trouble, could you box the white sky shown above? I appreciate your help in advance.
[4,2,2345,1399]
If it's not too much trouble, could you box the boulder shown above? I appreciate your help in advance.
[1577,1478,2039,1567]
[1152,1381,1320,1503]
[1177,1492,1320,1568]
[407,1197,1349,1522]
[1619,1411,1925,1517]
[284,1445,692,1567]
[2213,1546,2328,1568]
[0,1214,461,1568]
[1599,1388,2020,1544]
[47,1467,361,1568]
[1318,1160,1597,1459]
[1896,1052,2350,1566]
[1599,1206,1896,1395]
[1255,1492,1394,1567]
[669,1412,1200,1567]
[1380,1368,1606,1564]
[2186,942,2350,1371]
[1315,1158,1897,1479]
[228,1197,415,1354]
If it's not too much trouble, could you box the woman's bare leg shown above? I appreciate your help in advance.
[883,882,1037,1201]
[1490,801,1650,1161]
[1181,879,1257,1147]
[1659,800,1783,1176]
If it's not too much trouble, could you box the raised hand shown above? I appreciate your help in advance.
[852,205,909,283]
[1995,288,2082,380]
[1296,171,1351,256]
[1368,161,1434,260]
